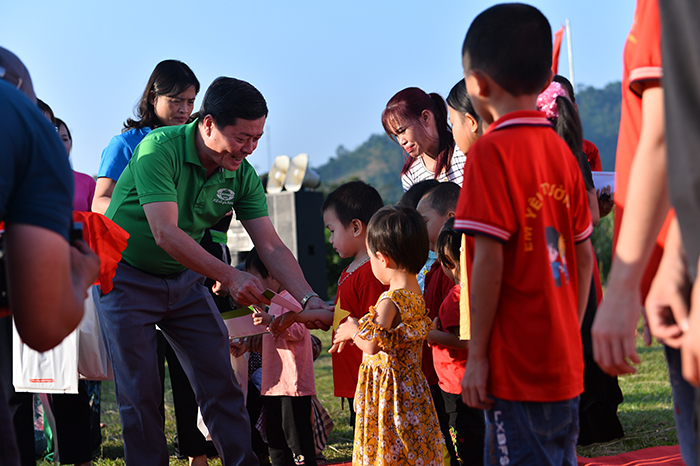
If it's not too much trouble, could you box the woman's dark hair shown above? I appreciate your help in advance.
[436,218,461,270]
[367,205,429,274]
[200,77,268,129]
[446,80,480,125]
[551,96,595,191]
[37,98,55,124]
[244,247,269,279]
[55,118,71,141]
[381,87,456,179]
[124,59,199,132]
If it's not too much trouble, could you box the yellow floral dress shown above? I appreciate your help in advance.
[353,289,444,466]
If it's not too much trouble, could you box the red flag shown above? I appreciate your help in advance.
[552,26,565,74]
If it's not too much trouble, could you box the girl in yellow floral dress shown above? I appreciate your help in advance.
[332,205,444,466]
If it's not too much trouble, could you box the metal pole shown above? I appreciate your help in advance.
[566,19,574,88]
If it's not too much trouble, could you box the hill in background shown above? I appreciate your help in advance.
[312,81,622,203]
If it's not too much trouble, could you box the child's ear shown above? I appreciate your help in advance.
[465,113,480,134]
[469,70,490,98]
[374,250,389,267]
[447,211,455,219]
[351,219,364,237]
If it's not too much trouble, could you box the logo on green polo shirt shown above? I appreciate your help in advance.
[214,188,235,205]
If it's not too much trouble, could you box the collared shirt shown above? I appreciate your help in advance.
[106,120,268,275]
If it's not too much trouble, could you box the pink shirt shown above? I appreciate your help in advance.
[260,291,316,396]
[73,171,96,213]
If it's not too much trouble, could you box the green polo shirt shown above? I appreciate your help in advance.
[106,120,268,275]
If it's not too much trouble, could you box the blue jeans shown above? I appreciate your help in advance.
[484,397,579,466]
[664,345,697,466]
[95,263,259,466]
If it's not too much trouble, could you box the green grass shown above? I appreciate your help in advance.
[37,327,675,465]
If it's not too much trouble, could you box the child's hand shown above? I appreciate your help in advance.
[248,334,263,353]
[229,337,249,357]
[330,317,359,353]
[252,307,273,327]
[269,311,297,337]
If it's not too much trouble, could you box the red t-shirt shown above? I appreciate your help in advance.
[582,140,603,172]
[432,285,468,395]
[332,260,387,398]
[455,110,592,402]
[422,261,454,385]
[614,0,672,299]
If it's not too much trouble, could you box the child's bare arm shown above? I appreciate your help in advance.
[462,234,503,410]
[331,299,398,355]
[269,309,333,336]
[428,324,469,350]
[574,240,594,324]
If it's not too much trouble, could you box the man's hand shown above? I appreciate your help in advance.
[591,287,642,376]
[70,240,101,298]
[223,269,267,306]
[461,356,492,409]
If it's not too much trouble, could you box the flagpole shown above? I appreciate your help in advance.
[566,19,574,88]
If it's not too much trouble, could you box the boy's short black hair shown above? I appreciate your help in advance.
[397,179,441,209]
[436,218,461,270]
[367,205,429,274]
[421,182,460,216]
[244,247,269,279]
[321,181,384,227]
[462,3,552,96]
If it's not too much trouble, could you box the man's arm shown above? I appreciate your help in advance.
[5,224,100,351]
[591,84,668,376]
[241,216,330,312]
[461,234,502,409]
[142,202,267,305]
[575,240,594,324]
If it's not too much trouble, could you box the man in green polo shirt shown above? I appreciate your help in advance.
[97,77,328,466]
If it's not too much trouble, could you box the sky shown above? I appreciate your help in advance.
[1,0,635,177]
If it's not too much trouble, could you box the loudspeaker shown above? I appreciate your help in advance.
[284,153,321,192]
[266,155,290,194]
[226,191,327,300]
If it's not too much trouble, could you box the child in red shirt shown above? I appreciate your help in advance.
[428,218,484,466]
[457,4,594,464]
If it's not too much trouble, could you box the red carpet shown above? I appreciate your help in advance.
[578,445,683,466]
[326,445,684,465]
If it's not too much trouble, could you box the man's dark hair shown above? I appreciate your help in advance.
[421,182,460,216]
[436,218,462,270]
[367,205,429,274]
[462,3,552,96]
[321,181,384,227]
[200,77,268,129]
[244,247,269,279]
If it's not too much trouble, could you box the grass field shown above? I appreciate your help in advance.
[37,327,676,465]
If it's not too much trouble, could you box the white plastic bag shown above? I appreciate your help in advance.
[12,319,79,394]
[78,290,113,380]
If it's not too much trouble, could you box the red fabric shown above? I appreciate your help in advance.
[432,285,468,395]
[613,0,672,300]
[455,111,592,402]
[331,261,387,398]
[422,261,454,386]
[72,211,129,294]
[552,26,565,74]
[582,140,603,172]
[577,445,682,465]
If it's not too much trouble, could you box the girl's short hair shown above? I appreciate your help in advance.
[244,247,269,279]
[381,87,456,178]
[366,205,428,274]
[124,59,200,132]
[436,218,461,270]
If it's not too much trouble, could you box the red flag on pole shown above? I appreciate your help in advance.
[552,26,565,74]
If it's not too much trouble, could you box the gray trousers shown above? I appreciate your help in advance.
[96,263,258,466]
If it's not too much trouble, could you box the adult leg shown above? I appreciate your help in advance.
[96,266,170,466]
[0,315,35,466]
[664,345,698,466]
[158,269,258,466]
[48,381,92,464]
